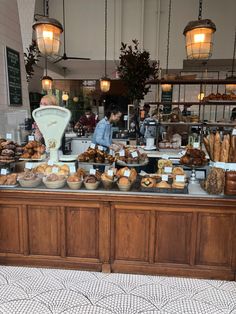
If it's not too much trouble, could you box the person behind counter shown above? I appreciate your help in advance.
[74,108,98,133]
[92,105,123,152]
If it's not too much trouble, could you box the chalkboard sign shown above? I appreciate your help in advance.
[161,89,173,114]
[6,47,22,106]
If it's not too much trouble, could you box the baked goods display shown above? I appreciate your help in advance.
[0,173,17,186]
[141,177,156,188]
[101,167,117,189]
[20,140,46,160]
[0,139,23,163]
[116,146,148,165]
[157,159,173,174]
[67,172,84,190]
[201,167,225,195]
[203,132,236,162]
[203,92,236,101]
[33,163,70,176]
[83,174,100,190]
[180,148,207,166]
[78,146,115,164]
[43,173,66,189]
[17,171,42,188]
[116,167,137,183]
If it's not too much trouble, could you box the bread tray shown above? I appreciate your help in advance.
[140,185,188,194]
[19,154,46,161]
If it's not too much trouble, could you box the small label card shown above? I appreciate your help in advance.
[162,154,169,160]
[119,150,125,157]
[161,174,168,181]
[232,128,236,135]
[52,167,59,173]
[90,168,96,175]
[176,175,185,182]
[6,133,12,140]
[123,115,128,121]
[28,135,34,142]
[98,145,103,151]
[124,169,130,177]
[131,151,138,158]
[1,169,7,175]
[48,160,54,166]
[109,149,115,156]
[193,142,200,148]
[90,143,96,149]
[164,166,172,173]
[107,170,114,177]
[69,165,76,173]
[214,162,225,169]
[226,163,236,171]
[179,150,186,156]
[25,162,33,169]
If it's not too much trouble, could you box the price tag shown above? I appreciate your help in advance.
[28,135,34,142]
[161,174,168,181]
[162,154,169,160]
[107,170,113,177]
[98,145,103,151]
[52,167,59,173]
[164,166,172,173]
[48,160,54,166]
[227,163,236,171]
[6,133,12,140]
[178,150,186,156]
[1,169,7,175]
[90,143,96,149]
[131,151,138,158]
[124,169,130,177]
[90,168,96,175]
[214,162,225,169]
[232,128,236,135]
[193,142,200,148]
[176,175,185,182]
[119,150,125,157]
[25,162,33,169]
[69,165,76,173]
[109,149,114,156]
[123,115,128,121]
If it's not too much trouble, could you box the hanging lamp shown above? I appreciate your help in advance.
[183,0,216,60]
[100,0,111,92]
[161,0,172,93]
[226,29,236,93]
[41,56,53,91]
[33,0,63,56]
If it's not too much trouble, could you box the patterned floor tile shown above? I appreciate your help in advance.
[219,281,236,293]
[0,284,28,303]
[0,299,52,314]
[61,304,114,313]
[0,266,41,284]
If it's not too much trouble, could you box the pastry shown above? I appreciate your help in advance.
[172,167,185,175]
[156,181,171,188]
[141,177,156,188]
[172,181,185,189]
[118,176,130,185]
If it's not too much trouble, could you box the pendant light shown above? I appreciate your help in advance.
[41,56,53,91]
[33,0,63,56]
[226,29,236,93]
[161,0,172,93]
[183,0,216,60]
[100,0,111,93]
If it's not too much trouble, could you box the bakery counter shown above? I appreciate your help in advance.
[0,188,235,280]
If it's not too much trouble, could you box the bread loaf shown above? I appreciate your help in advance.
[213,131,221,162]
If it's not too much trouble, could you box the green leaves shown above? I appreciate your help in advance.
[24,40,41,82]
[117,40,158,102]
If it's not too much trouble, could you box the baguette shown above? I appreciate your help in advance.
[203,136,211,159]
[209,133,215,161]
[213,131,221,162]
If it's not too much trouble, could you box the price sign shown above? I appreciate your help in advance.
[227,163,236,171]
[1,169,7,175]
[98,145,103,151]
[131,151,138,158]
[193,142,200,149]
[109,149,114,156]
[214,162,225,169]
[90,168,96,175]
[6,133,12,140]
[69,165,76,173]
[162,154,169,160]
[90,143,96,149]
[164,166,172,173]
[119,150,125,157]
[107,170,113,177]
[176,175,185,182]
[123,115,128,121]
[124,170,130,177]
[52,167,59,173]
[48,160,54,166]
[28,135,34,142]
[25,162,33,169]
[232,128,236,135]
[161,174,168,181]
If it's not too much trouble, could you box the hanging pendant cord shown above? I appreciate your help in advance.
[198,0,202,20]
[63,0,66,56]
[44,0,49,17]
[231,28,236,76]
[166,0,172,75]
[45,56,48,76]
[104,0,107,77]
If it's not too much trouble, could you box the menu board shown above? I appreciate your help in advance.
[6,47,22,106]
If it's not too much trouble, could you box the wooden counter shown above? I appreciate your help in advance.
[0,188,235,280]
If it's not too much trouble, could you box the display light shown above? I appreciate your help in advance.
[62,92,69,101]
[183,0,216,60]
[198,92,205,100]
[73,96,79,102]
[41,56,53,91]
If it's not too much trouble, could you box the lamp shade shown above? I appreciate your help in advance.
[100,77,111,92]
[183,19,216,60]
[161,84,172,92]
[33,17,63,55]
[62,92,69,101]
[41,75,53,91]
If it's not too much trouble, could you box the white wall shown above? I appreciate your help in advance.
[0,0,30,137]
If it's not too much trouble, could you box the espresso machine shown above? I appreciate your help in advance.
[141,118,158,149]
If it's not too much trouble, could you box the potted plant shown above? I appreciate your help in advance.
[117,39,158,133]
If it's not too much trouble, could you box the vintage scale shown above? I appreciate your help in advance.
[32,106,71,162]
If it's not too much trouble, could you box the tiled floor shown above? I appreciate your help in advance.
[0,266,235,313]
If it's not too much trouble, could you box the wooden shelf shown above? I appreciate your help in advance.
[146,79,236,85]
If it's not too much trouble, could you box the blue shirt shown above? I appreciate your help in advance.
[92,117,112,149]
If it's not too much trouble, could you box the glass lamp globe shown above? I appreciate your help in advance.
[62,92,69,101]
[161,84,172,92]
[41,75,53,91]
[100,77,111,92]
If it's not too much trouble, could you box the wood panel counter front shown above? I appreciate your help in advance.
[0,188,235,280]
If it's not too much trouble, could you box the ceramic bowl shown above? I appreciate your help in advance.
[43,177,66,189]
[101,179,114,190]
[67,180,83,190]
[84,181,100,190]
[18,177,42,188]
[117,182,132,192]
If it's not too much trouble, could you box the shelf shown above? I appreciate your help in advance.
[160,122,202,126]
[146,79,236,85]
[204,122,236,127]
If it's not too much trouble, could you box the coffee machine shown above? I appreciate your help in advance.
[141,118,158,149]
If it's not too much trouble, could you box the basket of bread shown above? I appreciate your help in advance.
[116,167,137,191]
[17,170,42,188]
[101,167,117,189]
[0,173,18,186]
[116,146,148,166]
[78,145,115,164]
[43,173,66,189]
[67,168,86,190]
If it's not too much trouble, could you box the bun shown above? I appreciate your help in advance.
[172,167,185,175]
